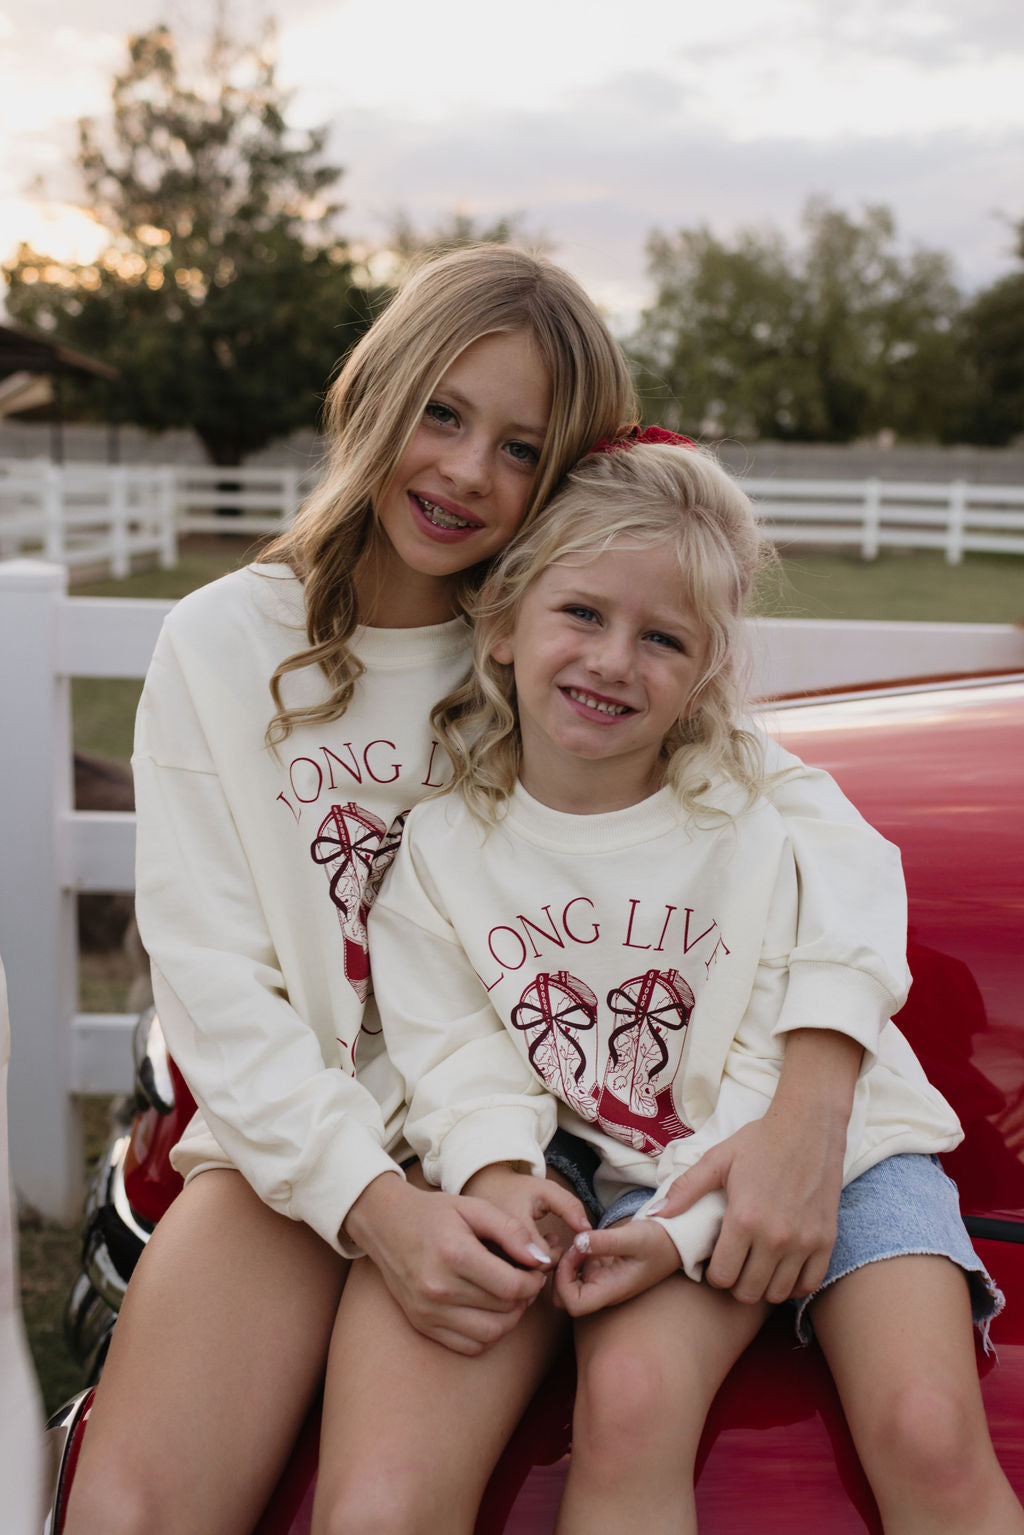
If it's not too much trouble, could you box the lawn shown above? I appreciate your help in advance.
[19,534,1024,1422]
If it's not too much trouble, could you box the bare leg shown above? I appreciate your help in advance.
[310,1246,569,1535]
[556,1275,770,1535]
[65,1169,347,1535]
[812,1255,1024,1535]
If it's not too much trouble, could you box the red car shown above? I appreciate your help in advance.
[45,669,1024,1533]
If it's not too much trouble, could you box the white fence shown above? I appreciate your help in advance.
[747,476,1024,563]
[3,557,1024,1219]
[3,462,1024,580]
[0,461,313,578]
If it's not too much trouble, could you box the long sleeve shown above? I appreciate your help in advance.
[370,831,557,1193]
[130,571,473,1256]
[134,642,400,1255]
[756,728,912,1062]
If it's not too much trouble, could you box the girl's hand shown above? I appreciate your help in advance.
[462,1165,591,1264]
[343,1172,557,1355]
[650,1106,844,1305]
[554,1219,680,1316]
[651,1028,859,1305]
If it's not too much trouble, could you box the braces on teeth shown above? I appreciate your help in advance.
[417,495,473,530]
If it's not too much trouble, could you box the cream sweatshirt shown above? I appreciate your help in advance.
[371,783,961,1280]
[132,564,471,1254]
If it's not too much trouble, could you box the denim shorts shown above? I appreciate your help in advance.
[793,1152,1004,1348]
[546,1132,1004,1346]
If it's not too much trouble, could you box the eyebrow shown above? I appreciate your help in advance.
[435,385,547,440]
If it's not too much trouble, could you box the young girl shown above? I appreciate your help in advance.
[65,245,940,1535]
[370,435,1021,1534]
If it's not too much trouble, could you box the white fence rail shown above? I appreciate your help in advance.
[2,462,1024,580]
[3,558,1024,1218]
[0,461,315,578]
[745,476,1024,563]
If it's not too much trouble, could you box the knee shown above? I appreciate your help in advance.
[314,1469,463,1535]
[862,1381,987,1503]
[573,1340,686,1478]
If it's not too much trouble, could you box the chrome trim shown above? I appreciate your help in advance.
[110,1142,154,1250]
[132,1007,175,1114]
[64,1270,117,1379]
[42,1391,92,1535]
[80,1135,151,1314]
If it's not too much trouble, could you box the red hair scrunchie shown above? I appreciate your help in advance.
[590,423,695,455]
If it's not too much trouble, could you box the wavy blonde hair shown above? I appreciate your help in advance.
[262,244,635,744]
[435,443,776,821]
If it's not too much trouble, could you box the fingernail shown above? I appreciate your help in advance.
[646,1199,666,1214]
[574,1232,591,1254]
[527,1242,551,1265]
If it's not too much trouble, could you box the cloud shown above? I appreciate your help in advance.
[1,0,1021,325]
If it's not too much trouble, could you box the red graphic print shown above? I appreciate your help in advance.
[597,969,694,1154]
[511,972,599,1121]
[358,811,408,1034]
[311,802,387,1002]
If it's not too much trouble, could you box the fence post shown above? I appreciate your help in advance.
[282,467,300,528]
[0,561,82,1220]
[157,466,177,568]
[110,465,129,579]
[42,464,64,565]
[947,480,967,566]
[862,478,881,560]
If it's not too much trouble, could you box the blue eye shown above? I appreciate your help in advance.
[424,401,456,427]
[565,605,599,623]
[506,440,540,467]
[647,631,684,651]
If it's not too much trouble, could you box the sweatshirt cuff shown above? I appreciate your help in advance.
[285,1123,407,1260]
[772,961,897,1065]
[645,1190,728,1283]
[431,1107,549,1195]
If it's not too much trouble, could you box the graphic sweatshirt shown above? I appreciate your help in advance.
[370,782,961,1280]
[132,564,471,1254]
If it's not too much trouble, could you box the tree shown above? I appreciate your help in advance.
[364,210,543,290]
[3,25,378,464]
[630,199,967,443]
[961,222,1024,445]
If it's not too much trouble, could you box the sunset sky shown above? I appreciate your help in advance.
[2,0,1023,325]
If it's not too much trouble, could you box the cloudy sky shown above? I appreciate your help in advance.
[2,0,1023,327]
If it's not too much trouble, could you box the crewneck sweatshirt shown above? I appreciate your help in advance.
[371,783,961,1279]
[132,564,470,1254]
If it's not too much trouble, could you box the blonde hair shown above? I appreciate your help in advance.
[435,443,775,821]
[262,244,635,744]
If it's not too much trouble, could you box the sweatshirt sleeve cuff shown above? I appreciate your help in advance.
[772,960,897,1065]
[431,1106,551,1195]
[285,1124,407,1260]
[644,1191,728,1283]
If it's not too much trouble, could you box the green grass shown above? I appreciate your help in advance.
[18,1095,118,1417]
[773,548,1024,624]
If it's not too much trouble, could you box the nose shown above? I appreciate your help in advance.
[587,625,634,683]
[439,431,491,496]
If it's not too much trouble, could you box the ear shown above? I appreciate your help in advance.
[490,635,515,667]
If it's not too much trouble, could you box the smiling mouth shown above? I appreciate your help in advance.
[413,494,480,531]
[564,687,633,717]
